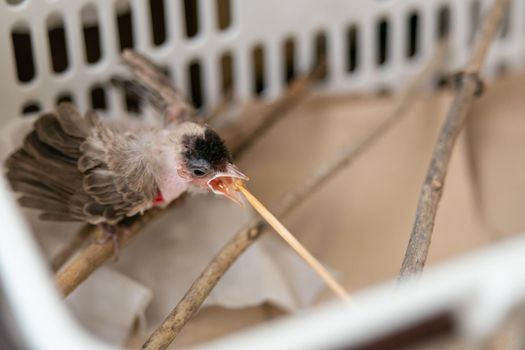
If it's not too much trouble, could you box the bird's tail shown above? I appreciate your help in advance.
[5,103,91,221]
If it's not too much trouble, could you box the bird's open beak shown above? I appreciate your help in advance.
[207,164,249,205]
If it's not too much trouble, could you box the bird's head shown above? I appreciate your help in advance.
[177,124,247,204]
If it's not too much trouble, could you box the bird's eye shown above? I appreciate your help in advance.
[192,169,207,177]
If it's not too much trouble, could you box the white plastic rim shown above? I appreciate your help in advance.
[0,0,524,124]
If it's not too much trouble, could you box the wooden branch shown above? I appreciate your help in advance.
[51,224,93,272]
[276,40,448,219]
[55,203,180,296]
[399,0,509,280]
[141,42,448,350]
[224,62,325,158]
[54,72,315,297]
[202,92,233,126]
[141,220,266,350]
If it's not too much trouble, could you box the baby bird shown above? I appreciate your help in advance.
[4,51,247,227]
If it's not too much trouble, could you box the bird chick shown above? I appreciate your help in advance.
[4,51,247,227]
[5,103,246,225]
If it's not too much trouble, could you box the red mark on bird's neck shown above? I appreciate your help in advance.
[153,191,165,205]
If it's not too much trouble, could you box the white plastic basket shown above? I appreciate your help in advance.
[1,0,524,124]
[2,1,525,349]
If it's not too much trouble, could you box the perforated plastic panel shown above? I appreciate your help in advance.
[0,0,523,124]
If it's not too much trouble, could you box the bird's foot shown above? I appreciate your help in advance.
[97,223,121,260]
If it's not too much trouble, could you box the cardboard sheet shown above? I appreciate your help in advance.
[3,72,524,348]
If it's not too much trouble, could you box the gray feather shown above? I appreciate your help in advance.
[40,213,78,221]
[113,50,195,124]
[10,179,64,201]
[23,132,77,166]
[19,196,70,212]
[5,104,159,225]
[56,103,90,138]
[34,114,82,158]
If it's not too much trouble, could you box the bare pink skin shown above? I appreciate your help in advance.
[178,163,248,204]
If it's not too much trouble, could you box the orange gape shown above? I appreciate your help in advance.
[234,181,353,305]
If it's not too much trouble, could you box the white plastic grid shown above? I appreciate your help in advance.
[0,0,524,125]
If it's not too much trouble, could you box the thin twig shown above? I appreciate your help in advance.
[202,91,234,125]
[399,0,509,280]
[55,203,180,296]
[51,225,93,272]
[54,73,316,297]
[225,61,325,158]
[141,41,448,350]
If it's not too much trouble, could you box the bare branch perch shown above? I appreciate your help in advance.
[202,92,233,125]
[141,42,448,350]
[399,0,509,280]
[51,225,93,272]
[222,61,326,158]
[55,203,181,296]
[141,220,266,350]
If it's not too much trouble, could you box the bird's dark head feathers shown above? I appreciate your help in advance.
[182,127,232,172]
[180,125,247,204]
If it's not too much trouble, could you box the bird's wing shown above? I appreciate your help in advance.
[5,103,158,224]
[77,111,158,223]
[112,50,195,125]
